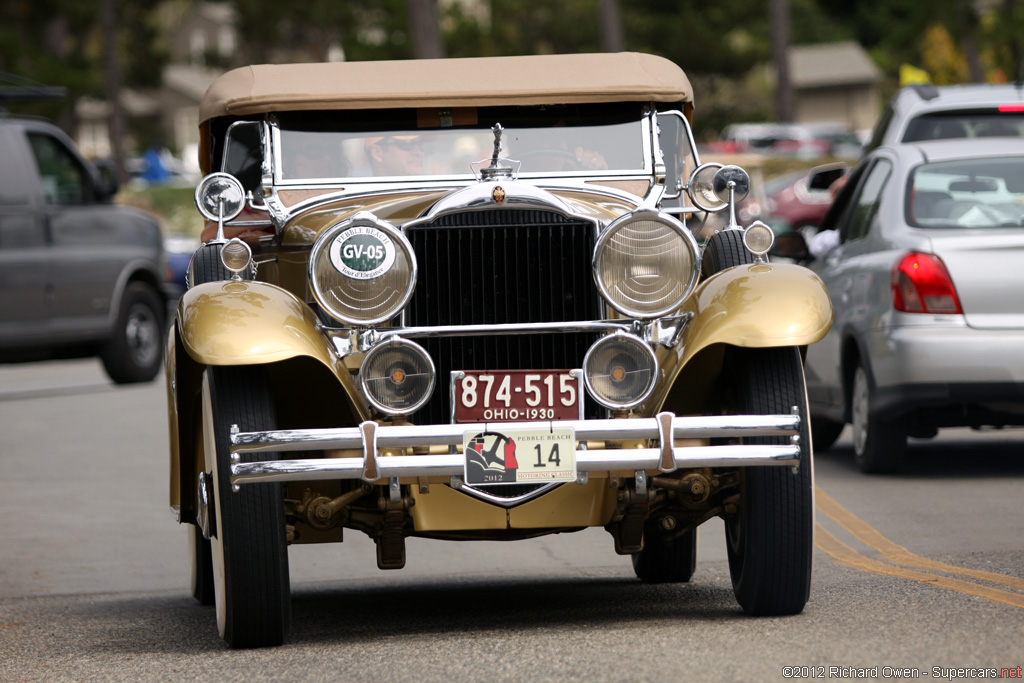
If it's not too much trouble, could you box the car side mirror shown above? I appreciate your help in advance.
[807,166,847,192]
[92,159,120,200]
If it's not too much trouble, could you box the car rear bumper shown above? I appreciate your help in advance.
[228,411,803,487]
[866,323,1024,415]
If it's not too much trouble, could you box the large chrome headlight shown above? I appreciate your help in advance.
[309,212,416,326]
[593,210,700,319]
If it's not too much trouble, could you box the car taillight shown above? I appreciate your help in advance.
[891,251,962,314]
[998,104,1024,112]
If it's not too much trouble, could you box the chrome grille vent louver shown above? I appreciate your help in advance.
[405,208,604,428]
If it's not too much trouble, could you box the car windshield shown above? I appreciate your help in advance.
[273,104,651,182]
[907,156,1024,228]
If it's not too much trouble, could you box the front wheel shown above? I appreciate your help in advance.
[850,364,906,473]
[724,347,814,616]
[203,366,290,648]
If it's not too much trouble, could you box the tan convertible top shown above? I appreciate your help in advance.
[199,52,693,123]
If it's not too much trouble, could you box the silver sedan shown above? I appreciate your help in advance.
[780,137,1024,472]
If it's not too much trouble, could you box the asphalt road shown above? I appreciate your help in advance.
[1,358,1022,682]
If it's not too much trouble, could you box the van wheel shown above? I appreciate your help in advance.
[632,526,696,583]
[202,366,290,648]
[724,347,813,616]
[100,282,163,383]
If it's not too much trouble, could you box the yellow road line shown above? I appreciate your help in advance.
[815,486,1024,593]
[815,524,1024,609]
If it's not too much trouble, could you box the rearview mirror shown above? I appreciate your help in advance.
[949,178,998,193]
[808,166,847,192]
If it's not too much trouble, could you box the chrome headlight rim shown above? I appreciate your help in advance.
[592,209,701,320]
[582,331,658,411]
[359,337,436,416]
[687,162,727,213]
[743,220,775,257]
[194,172,246,224]
[220,237,253,274]
[308,212,417,327]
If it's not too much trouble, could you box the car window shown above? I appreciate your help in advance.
[273,104,651,182]
[863,104,894,154]
[902,111,1024,143]
[907,155,1024,228]
[841,159,892,243]
[27,132,88,205]
[222,122,263,192]
[0,128,33,205]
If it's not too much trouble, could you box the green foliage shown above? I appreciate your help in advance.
[3,0,1023,148]
[119,185,199,237]
[0,0,167,128]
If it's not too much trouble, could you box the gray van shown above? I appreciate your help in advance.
[0,114,167,383]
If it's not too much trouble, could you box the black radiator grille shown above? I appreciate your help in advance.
[406,209,603,425]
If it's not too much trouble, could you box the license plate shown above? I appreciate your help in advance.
[463,427,576,486]
[452,369,583,423]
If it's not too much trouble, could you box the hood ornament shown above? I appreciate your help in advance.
[473,123,520,182]
[490,123,504,166]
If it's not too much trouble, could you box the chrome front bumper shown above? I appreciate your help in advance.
[228,410,802,486]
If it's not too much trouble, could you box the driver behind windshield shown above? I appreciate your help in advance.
[365,135,425,176]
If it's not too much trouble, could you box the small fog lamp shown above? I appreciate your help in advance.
[359,338,435,415]
[743,221,775,257]
[220,238,253,276]
[583,332,658,410]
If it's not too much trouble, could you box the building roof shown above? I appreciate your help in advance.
[164,64,222,103]
[789,41,883,89]
[199,52,693,123]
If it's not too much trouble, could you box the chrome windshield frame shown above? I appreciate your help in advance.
[266,115,657,187]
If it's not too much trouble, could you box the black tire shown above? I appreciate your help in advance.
[811,417,845,452]
[724,347,813,616]
[189,243,233,286]
[701,229,756,279]
[189,523,215,606]
[850,364,906,473]
[203,366,290,648]
[632,526,697,583]
[100,282,164,384]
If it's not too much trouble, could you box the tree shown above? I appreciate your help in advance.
[407,0,445,58]
[600,0,625,52]
[0,0,167,145]
[769,0,792,122]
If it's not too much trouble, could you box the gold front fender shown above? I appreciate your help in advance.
[177,280,336,366]
[169,279,364,521]
[649,262,833,411]
[681,262,833,352]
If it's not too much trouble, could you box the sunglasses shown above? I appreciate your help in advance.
[382,138,421,151]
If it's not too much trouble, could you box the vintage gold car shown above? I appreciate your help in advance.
[165,52,833,648]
